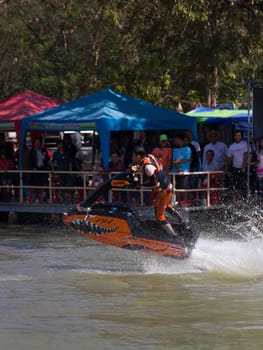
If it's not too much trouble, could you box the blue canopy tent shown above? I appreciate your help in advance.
[20,89,197,168]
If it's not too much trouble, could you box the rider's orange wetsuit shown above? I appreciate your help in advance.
[138,154,174,224]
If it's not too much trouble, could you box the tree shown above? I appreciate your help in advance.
[0,0,262,108]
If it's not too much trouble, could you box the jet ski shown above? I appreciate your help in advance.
[63,172,199,259]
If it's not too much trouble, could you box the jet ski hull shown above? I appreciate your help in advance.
[64,203,199,259]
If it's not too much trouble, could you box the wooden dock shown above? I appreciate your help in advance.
[0,202,75,224]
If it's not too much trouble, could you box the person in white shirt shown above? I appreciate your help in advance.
[225,130,248,198]
[202,130,227,171]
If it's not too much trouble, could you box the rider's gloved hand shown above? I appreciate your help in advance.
[131,164,140,172]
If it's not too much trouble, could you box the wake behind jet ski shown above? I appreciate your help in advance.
[64,168,199,259]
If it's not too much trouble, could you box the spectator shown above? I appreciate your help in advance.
[92,165,105,188]
[201,149,221,205]
[63,133,82,194]
[119,132,133,168]
[203,130,227,171]
[91,164,106,202]
[184,134,200,204]
[171,134,191,206]
[0,151,14,201]
[185,130,201,171]
[63,133,81,171]
[134,131,152,154]
[203,149,220,172]
[108,151,125,173]
[29,137,50,202]
[0,132,14,161]
[225,130,248,199]
[152,134,172,172]
[51,140,73,202]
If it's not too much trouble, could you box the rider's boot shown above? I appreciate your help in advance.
[166,205,183,223]
[161,222,178,237]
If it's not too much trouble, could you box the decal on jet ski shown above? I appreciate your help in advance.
[70,219,119,236]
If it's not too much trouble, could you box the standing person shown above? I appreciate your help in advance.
[108,151,125,173]
[51,140,73,202]
[134,131,152,154]
[29,137,50,202]
[152,134,172,173]
[132,146,181,237]
[203,149,220,173]
[203,130,227,171]
[63,133,81,171]
[63,133,82,193]
[225,130,248,198]
[171,134,191,206]
[184,134,200,204]
[0,132,14,161]
[201,149,221,205]
[0,151,14,201]
[185,130,201,171]
[256,137,263,201]
[131,146,182,236]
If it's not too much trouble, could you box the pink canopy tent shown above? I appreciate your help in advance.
[0,90,60,142]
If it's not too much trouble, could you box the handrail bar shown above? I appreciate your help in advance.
[0,169,227,208]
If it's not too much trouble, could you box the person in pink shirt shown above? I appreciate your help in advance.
[152,134,172,173]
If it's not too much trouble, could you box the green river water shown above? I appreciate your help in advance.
[0,222,263,350]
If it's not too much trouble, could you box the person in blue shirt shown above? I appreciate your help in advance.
[171,134,191,206]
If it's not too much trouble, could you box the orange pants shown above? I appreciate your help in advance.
[154,189,172,222]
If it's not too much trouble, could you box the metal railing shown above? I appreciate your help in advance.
[0,169,228,208]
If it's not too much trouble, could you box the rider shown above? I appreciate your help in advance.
[131,145,180,237]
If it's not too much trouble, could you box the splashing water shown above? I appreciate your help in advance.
[142,237,263,278]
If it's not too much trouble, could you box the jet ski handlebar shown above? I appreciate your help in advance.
[79,171,140,208]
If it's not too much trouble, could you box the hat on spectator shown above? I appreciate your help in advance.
[160,134,168,142]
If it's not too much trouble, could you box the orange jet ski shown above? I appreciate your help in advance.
[64,172,199,259]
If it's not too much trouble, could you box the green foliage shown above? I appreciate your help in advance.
[0,0,262,107]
